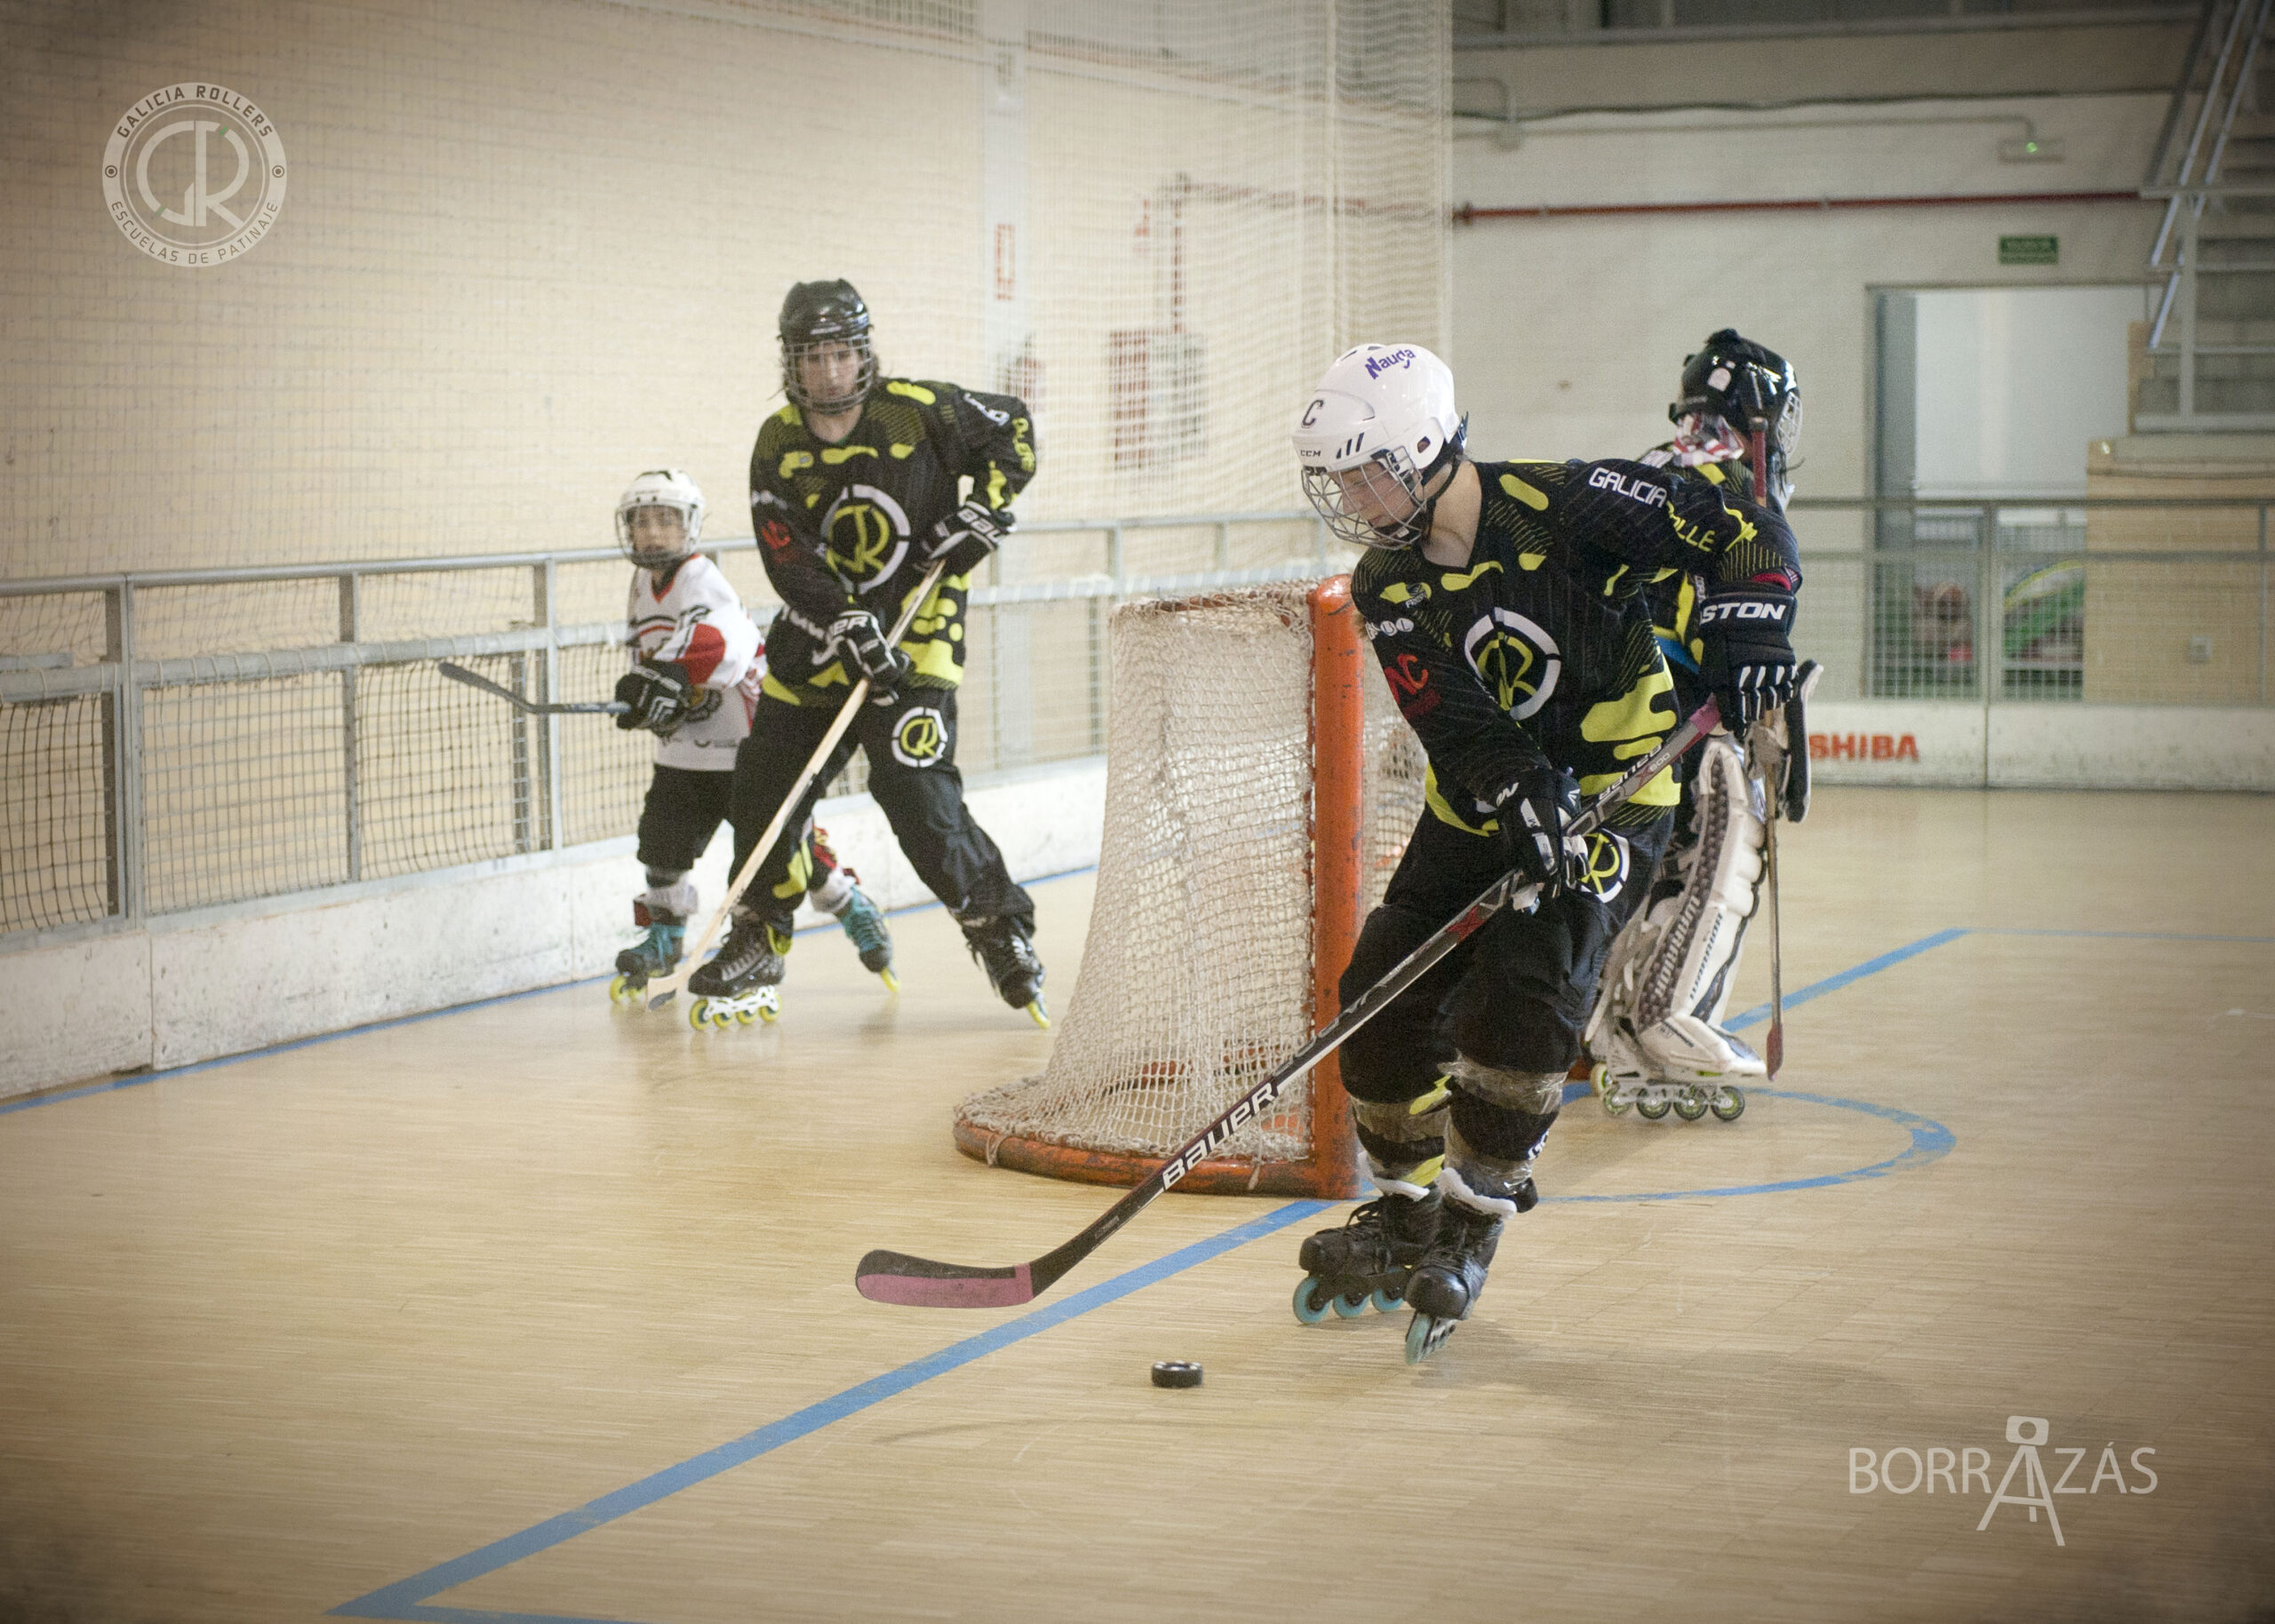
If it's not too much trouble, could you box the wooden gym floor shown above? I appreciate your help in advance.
[1,788,2271,1623]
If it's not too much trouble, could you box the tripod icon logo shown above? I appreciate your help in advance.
[1978,1416,2063,1546]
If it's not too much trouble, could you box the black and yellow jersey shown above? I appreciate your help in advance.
[1350,457,1800,836]
[747,377,1036,705]
[1632,444,1758,679]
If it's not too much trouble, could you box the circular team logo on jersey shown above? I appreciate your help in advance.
[822,484,911,591]
[1572,831,1632,899]
[1461,608,1561,722]
[890,706,948,768]
[103,84,287,267]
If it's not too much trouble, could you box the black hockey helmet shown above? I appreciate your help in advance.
[1672,329,1800,446]
[779,279,876,415]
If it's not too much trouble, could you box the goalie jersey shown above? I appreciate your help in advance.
[747,378,1036,705]
[627,553,763,772]
[1350,458,1800,837]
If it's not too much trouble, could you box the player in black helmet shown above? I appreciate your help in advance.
[1583,330,1811,1121]
[691,280,1049,1027]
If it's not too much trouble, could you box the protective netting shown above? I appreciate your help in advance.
[954,580,1423,1175]
[0,694,110,933]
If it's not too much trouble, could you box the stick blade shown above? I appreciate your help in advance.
[1766,1020,1783,1079]
[855,1249,1035,1309]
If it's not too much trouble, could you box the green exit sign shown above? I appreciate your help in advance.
[2000,235,2059,266]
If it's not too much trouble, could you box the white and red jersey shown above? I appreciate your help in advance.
[627,553,763,772]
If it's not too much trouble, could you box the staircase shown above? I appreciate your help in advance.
[2139,0,2275,430]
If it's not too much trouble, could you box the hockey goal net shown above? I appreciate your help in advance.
[952,577,1425,1197]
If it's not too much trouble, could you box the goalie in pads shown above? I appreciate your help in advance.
[1585,331,1812,1119]
[606,469,894,1015]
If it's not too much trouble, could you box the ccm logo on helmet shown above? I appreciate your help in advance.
[1697,598,1791,625]
[1587,466,1668,508]
[1363,347,1418,378]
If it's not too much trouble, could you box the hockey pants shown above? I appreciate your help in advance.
[1337,806,1672,1179]
[726,686,1032,943]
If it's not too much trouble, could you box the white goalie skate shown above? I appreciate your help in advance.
[1585,732,1766,1124]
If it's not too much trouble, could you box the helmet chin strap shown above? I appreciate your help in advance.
[1393,436,1467,549]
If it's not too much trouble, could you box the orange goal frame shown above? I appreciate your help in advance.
[948,577,1367,1198]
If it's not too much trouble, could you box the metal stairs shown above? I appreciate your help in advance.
[2140,0,2275,430]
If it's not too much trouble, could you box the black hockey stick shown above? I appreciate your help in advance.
[437,661,628,716]
[855,697,1724,1310]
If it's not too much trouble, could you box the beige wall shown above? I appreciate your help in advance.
[3,1,1447,583]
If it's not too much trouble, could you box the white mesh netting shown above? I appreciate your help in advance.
[955,580,1424,1174]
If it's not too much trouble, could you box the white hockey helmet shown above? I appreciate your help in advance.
[1292,343,1465,550]
[615,468,706,567]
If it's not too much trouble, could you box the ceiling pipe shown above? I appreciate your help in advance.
[1453,191,2147,221]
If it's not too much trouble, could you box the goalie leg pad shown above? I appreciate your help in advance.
[1635,733,1765,1033]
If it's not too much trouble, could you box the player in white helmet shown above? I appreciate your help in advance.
[1583,330,1815,1122]
[606,469,894,1015]
[1287,342,1803,1362]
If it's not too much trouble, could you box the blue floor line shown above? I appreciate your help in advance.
[1724,926,1970,1031]
[329,1198,1329,1621]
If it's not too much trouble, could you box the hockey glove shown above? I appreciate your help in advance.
[1696,584,1800,728]
[613,659,697,735]
[828,609,912,698]
[1489,763,1582,889]
[925,500,1013,579]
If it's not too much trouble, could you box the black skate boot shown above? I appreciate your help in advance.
[610,906,685,1004]
[962,915,1048,1028]
[687,913,787,1030]
[1293,1186,1443,1322]
[1403,1184,1530,1365]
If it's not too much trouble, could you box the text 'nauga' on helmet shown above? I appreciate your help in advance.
[616,468,706,567]
[1291,343,1465,551]
[779,279,877,416]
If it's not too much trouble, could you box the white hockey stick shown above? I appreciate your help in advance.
[642,560,949,1010]
[437,661,628,716]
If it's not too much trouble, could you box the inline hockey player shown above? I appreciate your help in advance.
[1584,330,1810,1120]
[694,281,1046,1026]
[1289,343,1802,1361]
[604,469,894,1018]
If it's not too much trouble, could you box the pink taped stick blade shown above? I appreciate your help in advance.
[855,1255,1035,1309]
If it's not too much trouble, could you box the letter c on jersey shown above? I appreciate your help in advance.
[890,706,948,768]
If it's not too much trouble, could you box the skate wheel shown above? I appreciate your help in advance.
[1291,1276,1337,1325]
[1711,1087,1746,1121]
[1673,1092,1709,1122]
[1591,1063,1628,1116]
[1331,1290,1369,1318]
[1405,1312,1457,1365]
[1369,1285,1404,1314]
[734,1008,754,1027]
[689,999,715,1031]
[609,975,629,1003]
[1024,999,1050,1030]
[877,967,899,993]
[1637,1097,1671,1120]
[758,1003,778,1024]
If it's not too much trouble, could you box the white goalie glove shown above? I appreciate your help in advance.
[1586,734,1768,1086]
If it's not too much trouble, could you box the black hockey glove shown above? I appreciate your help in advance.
[828,609,912,698]
[1489,763,1582,888]
[924,500,1013,579]
[1696,584,1800,728]
[613,659,696,735]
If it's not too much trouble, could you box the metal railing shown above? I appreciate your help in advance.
[1785,494,2273,707]
[0,513,1332,946]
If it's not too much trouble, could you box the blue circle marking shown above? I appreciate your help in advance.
[1543,1080,1956,1205]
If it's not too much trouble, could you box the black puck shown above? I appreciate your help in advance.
[1151,1360,1203,1389]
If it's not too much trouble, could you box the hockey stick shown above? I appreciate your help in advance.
[855,697,1723,1310]
[640,560,951,1011]
[437,661,628,715]
[1752,658,1820,1079]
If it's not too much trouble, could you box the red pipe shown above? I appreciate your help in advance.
[1454,190,2143,222]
